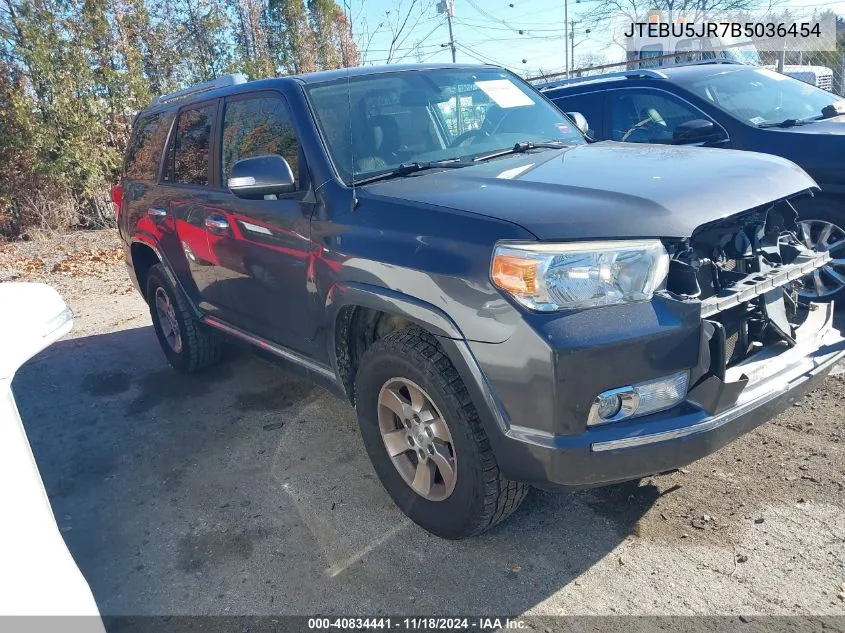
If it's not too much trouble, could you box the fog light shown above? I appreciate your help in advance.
[596,393,623,419]
[589,386,639,425]
[588,371,689,426]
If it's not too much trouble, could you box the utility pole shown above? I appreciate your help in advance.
[564,0,569,77]
[568,20,590,76]
[438,0,457,63]
[438,0,461,133]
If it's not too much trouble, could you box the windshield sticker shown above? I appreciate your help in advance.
[555,123,570,133]
[475,79,534,108]
[749,116,766,125]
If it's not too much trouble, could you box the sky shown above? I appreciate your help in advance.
[348,0,845,77]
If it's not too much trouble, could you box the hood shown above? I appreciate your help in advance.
[363,142,816,240]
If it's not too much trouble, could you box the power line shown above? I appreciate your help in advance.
[454,18,566,41]
[456,15,569,28]
[393,18,448,63]
[463,0,526,34]
[417,47,449,63]
[454,18,568,33]
[455,41,523,70]
[363,42,445,53]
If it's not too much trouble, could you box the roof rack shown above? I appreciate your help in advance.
[152,73,248,106]
[684,59,745,66]
[538,69,666,92]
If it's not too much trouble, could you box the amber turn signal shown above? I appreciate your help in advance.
[491,254,538,295]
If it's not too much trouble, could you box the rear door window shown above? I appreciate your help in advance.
[164,103,217,186]
[124,111,174,181]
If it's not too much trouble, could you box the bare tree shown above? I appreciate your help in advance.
[355,0,435,65]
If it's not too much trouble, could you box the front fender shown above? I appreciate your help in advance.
[325,282,521,471]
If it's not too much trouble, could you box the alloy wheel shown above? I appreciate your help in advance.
[154,287,182,353]
[377,378,457,502]
[797,219,845,300]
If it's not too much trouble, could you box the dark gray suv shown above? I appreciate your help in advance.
[116,63,844,538]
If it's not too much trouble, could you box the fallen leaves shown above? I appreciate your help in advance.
[5,255,45,276]
[2,244,124,281]
[50,247,123,278]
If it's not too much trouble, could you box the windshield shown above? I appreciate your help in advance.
[686,67,840,126]
[722,44,760,65]
[304,68,586,185]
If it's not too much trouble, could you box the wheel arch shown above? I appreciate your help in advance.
[328,282,464,403]
[326,282,510,444]
[129,239,162,301]
[331,287,528,510]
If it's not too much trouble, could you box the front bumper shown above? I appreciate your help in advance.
[463,301,844,490]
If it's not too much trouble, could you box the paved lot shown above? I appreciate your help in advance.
[4,231,845,617]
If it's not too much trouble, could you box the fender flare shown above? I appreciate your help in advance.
[326,281,511,439]
[326,281,464,342]
[129,236,203,319]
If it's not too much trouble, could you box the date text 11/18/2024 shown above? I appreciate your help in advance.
[307,617,528,630]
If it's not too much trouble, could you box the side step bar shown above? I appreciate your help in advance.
[202,315,337,381]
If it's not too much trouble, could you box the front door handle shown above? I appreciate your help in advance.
[148,207,167,217]
[205,216,230,232]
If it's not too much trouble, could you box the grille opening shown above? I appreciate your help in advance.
[667,200,821,370]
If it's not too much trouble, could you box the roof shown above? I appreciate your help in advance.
[540,62,752,94]
[657,63,752,80]
[289,62,497,84]
[140,63,499,114]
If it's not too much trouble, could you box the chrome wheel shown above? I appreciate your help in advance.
[377,378,457,502]
[797,219,845,299]
[154,287,182,353]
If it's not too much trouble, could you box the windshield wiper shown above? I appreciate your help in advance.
[757,117,820,129]
[473,140,567,163]
[353,159,470,186]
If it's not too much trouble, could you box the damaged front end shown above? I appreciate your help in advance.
[666,198,844,416]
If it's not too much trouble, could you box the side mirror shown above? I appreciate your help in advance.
[566,111,590,135]
[228,155,296,200]
[0,283,73,380]
[821,101,845,118]
[672,119,725,145]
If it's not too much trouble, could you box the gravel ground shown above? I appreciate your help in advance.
[2,230,845,618]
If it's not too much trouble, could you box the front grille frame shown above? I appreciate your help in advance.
[699,249,830,318]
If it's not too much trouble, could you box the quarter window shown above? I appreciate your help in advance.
[165,103,216,186]
[221,96,301,187]
[125,111,174,181]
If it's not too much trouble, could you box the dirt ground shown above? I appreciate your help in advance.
[2,230,845,618]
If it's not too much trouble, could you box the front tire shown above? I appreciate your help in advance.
[793,197,845,302]
[146,264,222,373]
[355,326,527,539]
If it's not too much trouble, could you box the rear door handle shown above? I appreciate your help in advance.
[205,216,230,232]
[148,207,167,217]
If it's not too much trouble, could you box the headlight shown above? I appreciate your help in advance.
[491,240,670,311]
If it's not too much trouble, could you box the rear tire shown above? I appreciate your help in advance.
[355,326,527,539]
[146,264,223,373]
